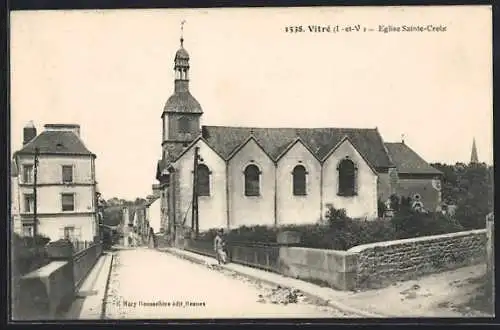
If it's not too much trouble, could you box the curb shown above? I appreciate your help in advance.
[162,248,385,318]
[100,253,115,320]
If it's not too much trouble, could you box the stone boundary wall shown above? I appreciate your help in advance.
[348,229,487,290]
[278,247,357,290]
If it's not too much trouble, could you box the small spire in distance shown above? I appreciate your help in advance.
[470,137,479,164]
[401,133,405,144]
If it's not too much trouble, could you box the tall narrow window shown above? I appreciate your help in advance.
[197,164,211,196]
[23,165,33,184]
[178,117,191,133]
[24,194,34,213]
[338,158,357,196]
[61,193,75,211]
[244,164,261,196]
[292,165,307,196]
[62,165,73,183]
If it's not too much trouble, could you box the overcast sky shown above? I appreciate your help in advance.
[10,6,492,200]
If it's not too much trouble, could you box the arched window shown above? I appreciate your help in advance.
[292,165,307,196]
[337,158,357,196]
[197,164,210,196]
[244,164,261,196]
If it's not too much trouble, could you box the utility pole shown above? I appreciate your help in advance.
[191,147,200,237]
[33,147,39,243]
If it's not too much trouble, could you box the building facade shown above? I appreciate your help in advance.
[145,197,161,234]
[155,36,443,233]
[11,159,22,235]
[12,123,99,242]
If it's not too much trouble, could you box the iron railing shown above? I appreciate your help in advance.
[228,241,281,273]
[185,239,217,258]
[185,239,281,273]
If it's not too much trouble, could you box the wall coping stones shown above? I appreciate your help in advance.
[347,229,487,253]
[22,261,68,279]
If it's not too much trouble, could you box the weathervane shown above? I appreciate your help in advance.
[180,20,186,46]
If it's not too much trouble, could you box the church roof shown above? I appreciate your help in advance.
[384,142,442,175]
[14,130,95,157]
[201,126,394,167]
[163,91,203,114]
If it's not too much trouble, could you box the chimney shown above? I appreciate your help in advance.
[23,121,37,145]
[44,124,81,137]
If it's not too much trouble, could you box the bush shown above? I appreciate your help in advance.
[202,202,468,251]
[391,208,464,239]
[12,233,51,277]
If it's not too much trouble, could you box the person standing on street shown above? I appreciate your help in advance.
[214,229,227,265]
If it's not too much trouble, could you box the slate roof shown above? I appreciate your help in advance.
[163,92,203,114]
[384,142,442,175]
[14,130,95,156]
[145,196,160,207]
[201,125,394,167]
[175,47,189,60]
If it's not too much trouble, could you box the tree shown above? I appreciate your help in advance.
[431,162,493,229]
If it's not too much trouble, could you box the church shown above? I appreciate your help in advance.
[154,34,443,233]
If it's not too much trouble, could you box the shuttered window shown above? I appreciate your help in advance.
[61,193,75,211]
[23,165,34,184]
[62,165,73,183]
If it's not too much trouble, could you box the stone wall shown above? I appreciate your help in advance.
[348,229,487,289]
[278,247,358,291]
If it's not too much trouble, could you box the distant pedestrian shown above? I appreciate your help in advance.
[214,229,227,265]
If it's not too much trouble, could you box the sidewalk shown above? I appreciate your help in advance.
[160,247,383,318]
[63,251,114,320]
[161,247,491,318]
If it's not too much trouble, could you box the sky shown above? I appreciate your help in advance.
[10,6,493,200]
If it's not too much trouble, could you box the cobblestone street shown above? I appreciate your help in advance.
[104,248,356,319]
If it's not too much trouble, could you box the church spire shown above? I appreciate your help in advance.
[174,20,190,93]
[470,137,479,164]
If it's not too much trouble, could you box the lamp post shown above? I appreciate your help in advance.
[32,147,39,244]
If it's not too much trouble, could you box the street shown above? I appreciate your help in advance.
[104,248,354,319]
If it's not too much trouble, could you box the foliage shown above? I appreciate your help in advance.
[431,162,493,229]
[390,208,464,239]
[12,233,51,277]
[100,196,150,226]
[201,202,468,251]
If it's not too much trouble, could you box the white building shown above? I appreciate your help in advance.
[145,197,161,234]
[12,122,99,242]
[155,36,443,232]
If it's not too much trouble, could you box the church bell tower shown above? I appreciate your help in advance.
[161,21,203,161]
